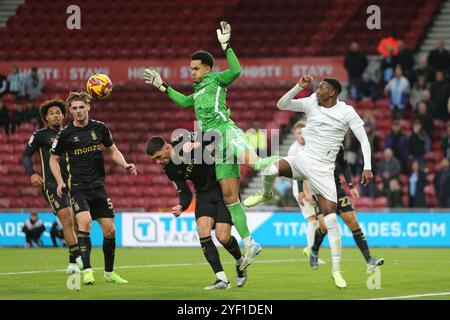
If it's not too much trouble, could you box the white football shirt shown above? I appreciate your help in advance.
[282,93,364,164]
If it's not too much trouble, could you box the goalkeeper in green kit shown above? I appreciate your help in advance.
[144,21,280,270]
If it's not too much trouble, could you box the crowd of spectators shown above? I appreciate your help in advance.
[0,66,44,135]
[342,36,450,208]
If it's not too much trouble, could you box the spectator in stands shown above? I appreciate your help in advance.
[421,89,437,118]
[429,70,450,120]
[22,67,44,101]
[344,42,368,88]
[377,31,399,58]
[378,148,401,190]
[7,66,22,97]
[362,110,377,131]
[0,73,7,96]
[22,213,46,248]
[385,65,410,119]
[442,121,450,159]
[386,178,403,208]
[434,158,450,208]
[396,40,415,82]
[10,102,24,134]
[428,39,450,77]
[358,73,379,102]
[410,76,429,110]
[411,55,434,86]
[408,160,427,208]
[384,120,409,166]
[348,82,361,101]
[380,48,398,86]
[0,98,10,135]
[413,102,434,139]
[408,120,430,166]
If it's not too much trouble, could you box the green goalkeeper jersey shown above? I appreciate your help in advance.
[166,48,241,132]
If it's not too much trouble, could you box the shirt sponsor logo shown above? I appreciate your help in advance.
[74,144,101,155]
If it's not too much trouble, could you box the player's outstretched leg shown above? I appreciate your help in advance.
[100,218,128,284]
[244,159,287,207]
[340,211,384,271]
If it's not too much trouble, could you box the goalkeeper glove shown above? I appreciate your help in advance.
[216,21,231,50]
[144,69,168,93]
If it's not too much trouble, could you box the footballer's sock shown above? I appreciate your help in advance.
[312,227,327,253]
[226,201,251,240]
[200,236,224,275]
[103,237,116,273]
[69,244,81,263]
[254,156,282,172]
[324,213,341,271]
[352,228,372,262]
[223,236,242,260]
[262,167,278,198]
[307,220,319,249]
[215,271,228,283]
[77,231,91,269]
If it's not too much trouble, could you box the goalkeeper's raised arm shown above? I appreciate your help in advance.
[216,21,241,86]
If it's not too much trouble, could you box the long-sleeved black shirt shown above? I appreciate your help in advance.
[163,132,218,211]
[22,127,68,188]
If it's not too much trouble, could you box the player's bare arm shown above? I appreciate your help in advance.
[106,144,137,175]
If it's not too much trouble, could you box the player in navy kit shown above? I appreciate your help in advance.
[50,91,136,285]
[22,99,83,273]
[147,133,247,289]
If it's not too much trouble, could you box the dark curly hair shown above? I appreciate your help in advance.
[39,99,66,123]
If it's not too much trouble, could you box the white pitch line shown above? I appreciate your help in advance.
[366,292,450,300]
[0,258,306,276]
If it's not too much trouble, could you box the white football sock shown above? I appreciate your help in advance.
[236,257,244,266]
[216,271,228,283]
[324,213,341,271]
[262,163,279,197]
[307,220,319,249]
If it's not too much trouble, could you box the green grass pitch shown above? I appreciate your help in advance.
[0,247,449,300]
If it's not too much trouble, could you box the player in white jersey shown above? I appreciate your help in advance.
[288,121,325,264]
[244,75,374,289]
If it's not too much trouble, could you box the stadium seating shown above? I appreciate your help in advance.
[0,0,443,60]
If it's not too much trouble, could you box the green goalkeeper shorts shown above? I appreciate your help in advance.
[213,122,254,181]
